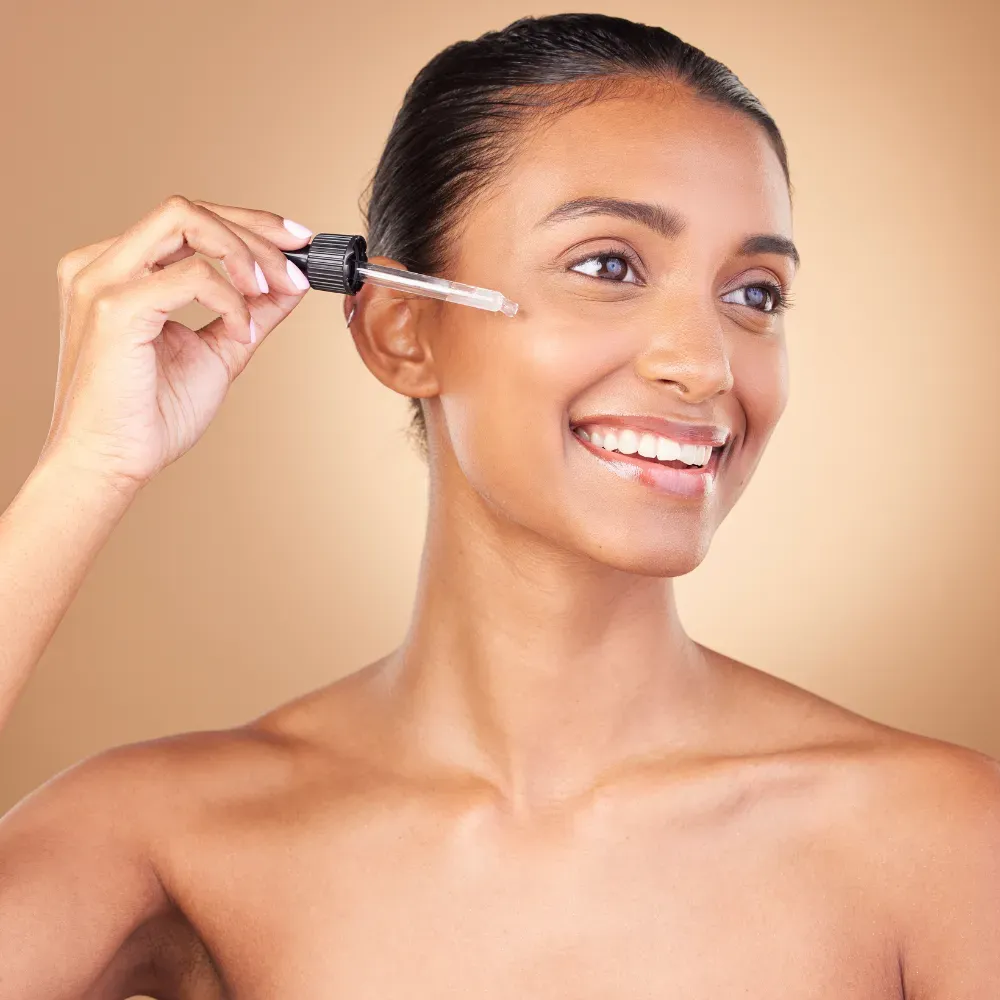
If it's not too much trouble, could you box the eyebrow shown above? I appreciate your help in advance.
[536,196,800,270]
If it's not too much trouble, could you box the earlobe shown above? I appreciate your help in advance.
[346,257,440,400]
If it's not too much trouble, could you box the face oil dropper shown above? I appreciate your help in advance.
[282,234,519,317]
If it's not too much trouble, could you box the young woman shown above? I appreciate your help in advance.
[1,13,997,999]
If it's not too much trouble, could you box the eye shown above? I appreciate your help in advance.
[721,281,793,315]
[569,251,641,284]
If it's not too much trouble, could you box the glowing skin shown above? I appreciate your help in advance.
[343,83,796,806]
[403,85,791,577]
[2,81,999,1000]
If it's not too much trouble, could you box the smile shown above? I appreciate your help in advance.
[570,422,727,500]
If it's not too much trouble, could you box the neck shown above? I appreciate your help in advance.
[379,468,715,810]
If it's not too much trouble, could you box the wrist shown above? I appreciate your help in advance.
[32,445,144,516]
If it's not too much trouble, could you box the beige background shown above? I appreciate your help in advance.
[1,0,997,813]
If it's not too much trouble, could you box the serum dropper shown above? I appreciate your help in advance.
[282,234,518,317]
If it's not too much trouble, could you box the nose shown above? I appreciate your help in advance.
[633,289,734,402]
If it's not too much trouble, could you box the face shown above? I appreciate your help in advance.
[408,82,795,577]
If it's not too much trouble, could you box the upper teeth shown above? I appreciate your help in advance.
[573,426,715,467]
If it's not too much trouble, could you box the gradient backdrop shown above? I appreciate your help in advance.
[1,0,997,812]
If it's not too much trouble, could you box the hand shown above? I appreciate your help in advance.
[40,195,314,494]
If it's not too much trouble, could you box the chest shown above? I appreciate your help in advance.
[159,806,902,999]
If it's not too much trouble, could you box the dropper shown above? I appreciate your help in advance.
[282,234,518,317]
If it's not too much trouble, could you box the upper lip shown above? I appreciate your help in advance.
[570,414,731,448]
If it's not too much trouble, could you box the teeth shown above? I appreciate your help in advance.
[656,437,681,462]
[575,424,718,469]
[679,443,701,465]
[637,433,657,458]
[616,429,638,454]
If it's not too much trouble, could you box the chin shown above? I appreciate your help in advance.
[573,527,715,578]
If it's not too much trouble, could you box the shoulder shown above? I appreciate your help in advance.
[0,723,290,845]
[856,735,1000,988]
[732,654,1000,976]
[859,732,1000,876]
[5,676,363,833]
[707,646,1000,859]
[3,660,389,844]
[821,726,1000,855]
[751,660,1000,933]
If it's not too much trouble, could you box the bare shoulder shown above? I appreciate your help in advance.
[843,725,1000,890]
[4,662,384,841]
[817,708,1000,986]
[707,646,1000,938]
[0,673,385,1000]
[1,721,290,846]
[711,643,1000,810]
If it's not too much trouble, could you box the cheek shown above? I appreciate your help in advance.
[736,336,789,447]
[437,305,629,486]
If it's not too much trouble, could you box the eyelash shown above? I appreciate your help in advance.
[567,246,796,315]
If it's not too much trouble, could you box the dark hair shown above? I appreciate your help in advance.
[361,13,792,455]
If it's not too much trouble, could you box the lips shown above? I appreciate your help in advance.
[569,417,731,500]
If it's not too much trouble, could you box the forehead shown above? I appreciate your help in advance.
[484,82,792,239]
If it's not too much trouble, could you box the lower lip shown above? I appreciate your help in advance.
[573,433,723,499]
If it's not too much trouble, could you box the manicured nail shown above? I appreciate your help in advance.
[282,218,313,239]
[249,318,257,344]
[286,258,310,291]
[254,261,268,295]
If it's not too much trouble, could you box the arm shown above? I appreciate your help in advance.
[0,195,312,998]
[2,194,310,729]
[0,462,169,997]
[0,454,135,729]
[0,750,175,1000]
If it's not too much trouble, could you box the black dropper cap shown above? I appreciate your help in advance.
[283,234,368,294]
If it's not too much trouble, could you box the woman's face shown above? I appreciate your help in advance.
[422,81,796,576]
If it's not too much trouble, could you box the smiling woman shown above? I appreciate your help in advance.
[351,21,799,578]
[362,17,797,459]
[1,10,1000,1000]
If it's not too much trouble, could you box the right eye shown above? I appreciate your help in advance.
[569,252,641,284]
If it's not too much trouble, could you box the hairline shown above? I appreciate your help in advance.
[431,74,790,280]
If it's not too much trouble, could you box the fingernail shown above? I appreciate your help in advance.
[286,258,310,291]
[254,261,269,295]
[249,318,257,344]
[282,218,313,239]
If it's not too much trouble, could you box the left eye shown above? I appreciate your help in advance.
[570,254,639,284]
[721,283,785,313]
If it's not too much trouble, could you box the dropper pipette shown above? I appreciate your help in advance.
[282,234,518,317]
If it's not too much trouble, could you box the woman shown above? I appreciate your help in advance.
[0,12,997,998]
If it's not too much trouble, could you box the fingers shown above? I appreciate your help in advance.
[55,195,317,367]
[85,195,266,302]
[93,253,255,347]
[191,199,313,250]
[193,282,287,353]
[192,200,313,297]
[198,212,310,298]
[152,245,198,269]
[56,237,118,308]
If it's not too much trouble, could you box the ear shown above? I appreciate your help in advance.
[344,256,440,400]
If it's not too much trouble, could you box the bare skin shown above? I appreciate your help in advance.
[1,80,999,999]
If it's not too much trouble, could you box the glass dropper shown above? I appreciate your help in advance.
[282,234,518,317]
[356,261,518,317]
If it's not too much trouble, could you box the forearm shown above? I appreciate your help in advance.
[0,451,137,728]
